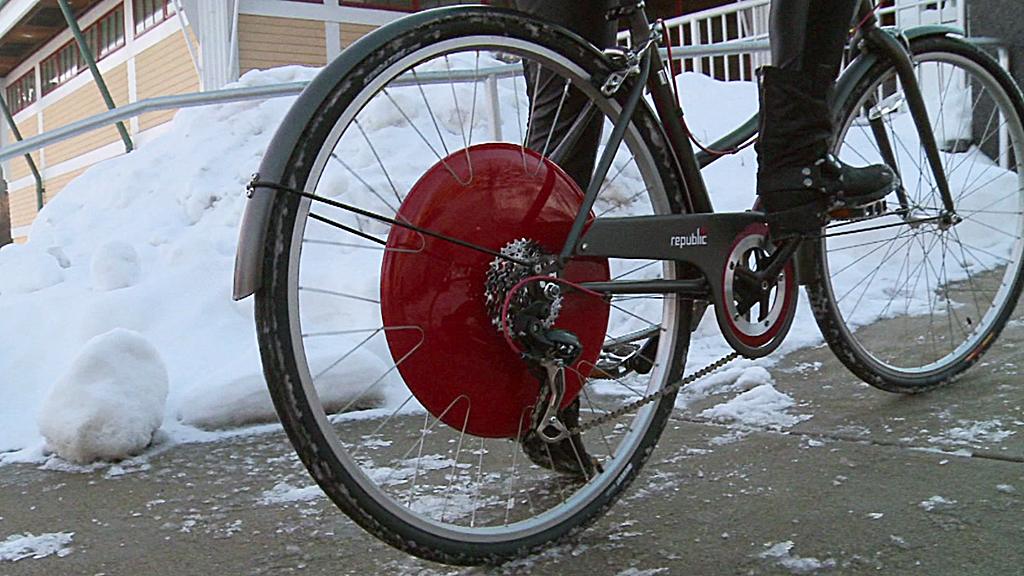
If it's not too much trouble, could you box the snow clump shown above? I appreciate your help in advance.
[0,532,74,562]
[89,240,142,290]
[699,372,812,430]
[38,329,168,463]
[919,495,957,512]
[758,541,836,574]
[0,244,64,294]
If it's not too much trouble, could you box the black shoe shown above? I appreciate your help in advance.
[754,66,898,235]
[520,398,603,478]
[758,152,898,234]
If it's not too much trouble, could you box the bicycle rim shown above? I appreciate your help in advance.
[819,40,1024,385]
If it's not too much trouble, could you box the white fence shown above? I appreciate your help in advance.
[625,0,968,82]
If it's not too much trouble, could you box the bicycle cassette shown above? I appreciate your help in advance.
[379,143,610,438]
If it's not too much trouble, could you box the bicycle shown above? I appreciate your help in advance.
[231,0,1024,565]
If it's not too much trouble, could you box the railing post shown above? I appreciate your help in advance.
[690,19,702,75]
[0,93,45,211]
[486,73,502,141]
[56,0,134,153]
[0,168,11,248]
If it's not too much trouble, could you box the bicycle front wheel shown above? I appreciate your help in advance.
[254,7,691,564]
[808,35,1024,392]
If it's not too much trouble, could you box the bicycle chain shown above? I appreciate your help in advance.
[569,351,741,435]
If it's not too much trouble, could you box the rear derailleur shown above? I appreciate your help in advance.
[510,287,583,444]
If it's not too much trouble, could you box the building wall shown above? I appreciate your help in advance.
[8,184,37,230]
[340,22,375,48]
[136,32,201,130]
[238,14,327,74]
[42,63,130,165]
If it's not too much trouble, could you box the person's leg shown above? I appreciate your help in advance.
[757,0,896,232]
[514,0,616,190]
[512,0,616,478]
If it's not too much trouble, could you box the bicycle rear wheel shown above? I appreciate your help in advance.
[808,35,1024,391]
[254,7,691,564]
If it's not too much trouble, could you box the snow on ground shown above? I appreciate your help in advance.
[0,60,1017,463]
[699,382,812,430]
[927,419,1016,447]
[919,495,957,511]
[259,482,324,505]
[0,532,74,562]
[758,541,837,574]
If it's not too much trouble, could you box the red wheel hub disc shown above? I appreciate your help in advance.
[380,143,610,438]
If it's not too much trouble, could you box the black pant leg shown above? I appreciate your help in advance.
[770,0,860,76]
[514,1,617,190]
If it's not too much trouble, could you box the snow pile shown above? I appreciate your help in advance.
[699,373,811,430]
[38,328,168,463]
[758,541,836,574]
[0,532,74,562]
[0,66,318,458]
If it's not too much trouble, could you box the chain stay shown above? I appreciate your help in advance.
[570,351,740,435]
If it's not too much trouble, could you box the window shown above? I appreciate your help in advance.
[5,72,36,114]
[133,0,174,36]
[40,7,126,96]
[85,7,126,60]
[40,43,81,95]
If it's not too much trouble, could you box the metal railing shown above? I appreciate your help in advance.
[0,82,307,164]
[0,65,523,165]
[625,0,968,83]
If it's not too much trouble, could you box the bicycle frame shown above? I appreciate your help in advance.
[563,0,963,296]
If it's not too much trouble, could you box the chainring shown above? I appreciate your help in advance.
[380,143,610,438]
[716,222,798,358]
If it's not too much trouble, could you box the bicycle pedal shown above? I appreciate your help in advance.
[829,198,888,221]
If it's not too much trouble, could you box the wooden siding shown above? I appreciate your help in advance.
[340,22,376,48]
[238,15,327,73]
[5,115,40,182]
[9,184,38,229]
[42,64,130,166]
[136,32,200,131]
[44,167,88,203]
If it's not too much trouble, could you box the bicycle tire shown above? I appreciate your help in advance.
[254,7,692,564]
[807,34,1024,392]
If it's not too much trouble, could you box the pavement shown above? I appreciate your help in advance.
[2,311,1023,575]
